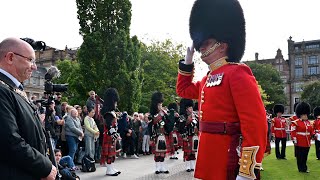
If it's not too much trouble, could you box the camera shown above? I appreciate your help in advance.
[44,67,68,94]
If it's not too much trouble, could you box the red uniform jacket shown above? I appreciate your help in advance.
[177,60,267,179]
[313,119,320,141]
[291,119,314,147]
[271,117,287,138]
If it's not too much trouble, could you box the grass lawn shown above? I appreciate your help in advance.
[261,145,320,180]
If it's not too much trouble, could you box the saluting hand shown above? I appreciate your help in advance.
[185,43,195,65]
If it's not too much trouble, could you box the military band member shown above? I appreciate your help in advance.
[290,102,299,157]
[271,104,287,160]
[168,102,180,160]
[313,106,320,160]
[100,88,121,176]
[291,102,314,173]
[179,98,199,172]
[176,0,267,179]
[149,92,173,174]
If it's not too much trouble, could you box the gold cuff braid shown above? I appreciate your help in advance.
[238,146,260,179]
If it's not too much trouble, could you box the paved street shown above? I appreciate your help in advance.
[78,149,198,180]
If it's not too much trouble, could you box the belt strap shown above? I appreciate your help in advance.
[199,121,241,135]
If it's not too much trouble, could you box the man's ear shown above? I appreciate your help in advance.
[219,43,228,53]
[4,52,14,65]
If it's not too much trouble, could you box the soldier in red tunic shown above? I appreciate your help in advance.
[313,106,320,160]
[176,0,267,179]
[179,98,199,172]
[271,104,288,160]
[100,88,121,176]
[291,102,314,173]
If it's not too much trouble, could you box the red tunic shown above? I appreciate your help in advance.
[177,61,267,179]
[314,119,320,141]
[291,119,314,147]
[271,117,287,138]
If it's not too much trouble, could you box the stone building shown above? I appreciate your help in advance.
[288,36,320,112]
[246,37,320,113]
[24,46,78,100]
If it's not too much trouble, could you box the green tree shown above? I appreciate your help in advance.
[139,39,184,112]
[300,81,320,110]
[247,62,286,109]
[76,0,142,114]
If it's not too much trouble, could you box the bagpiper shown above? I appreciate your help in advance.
[179,98,199,172]
[313,106,320,160]
[149,92,174,174]
[168,102,180,160]
[291,102,314,173]
[100,88,121,176]
[271,104,287,160]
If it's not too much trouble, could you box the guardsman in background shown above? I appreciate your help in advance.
[313,106,320,160]
[291,102,314,173]
[179,98,199,172]
[271,104,287,160]
[176,0,267,179]
[290,102,299,157]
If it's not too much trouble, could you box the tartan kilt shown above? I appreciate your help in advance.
[151,135,167,156]
[101,133,116,157]
[183,136,195,154]
[166,133,174,154]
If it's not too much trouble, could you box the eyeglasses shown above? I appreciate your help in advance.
[12,52,36,65]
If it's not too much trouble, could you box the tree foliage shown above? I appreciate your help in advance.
[76,0,142,114]
[247,62,286,109]
[139,39,184,112]
[300,81,320,110]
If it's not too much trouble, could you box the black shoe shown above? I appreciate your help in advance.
[163,170,169,174]
[170,157,175,159]
[317,158,320,160]
[299,170,309,173]
[191,169,194,171]
[281,157,287,160]
[186,169,192,172]
[116,171,121,175]
[174,157,178,160]
[106,173,118,176]
[155,171,161,174]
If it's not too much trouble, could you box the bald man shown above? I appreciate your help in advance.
[0,38,57,180]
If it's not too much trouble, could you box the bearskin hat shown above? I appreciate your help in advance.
[101,88,119,115]
[189,0,245,62]
[313,106,320,119]
[295,102,311,118]
[179,98,194,115]
[150,91,164,116]
[273,104,284,114]
[168,102,178,112]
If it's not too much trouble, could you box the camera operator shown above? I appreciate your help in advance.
[45,100,64,149]
[0,37,56,179]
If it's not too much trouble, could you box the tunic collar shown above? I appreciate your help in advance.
[208,56,228,72]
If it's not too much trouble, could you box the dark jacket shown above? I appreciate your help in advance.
[0,72,52,180]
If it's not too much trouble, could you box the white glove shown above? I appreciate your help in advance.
[184,44,195,64]
[292,137,297,144]
[236,175,254,180]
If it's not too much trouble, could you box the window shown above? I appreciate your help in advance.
[294,82,304,92]
[308,55,318,65]
[294,47,299,51]
[295,56,302,66]
[308,66,318,75]
[295,68,303,78]
[277,64,283,71]
[306,44,320,49]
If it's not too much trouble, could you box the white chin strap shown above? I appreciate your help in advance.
[201,42,221,58]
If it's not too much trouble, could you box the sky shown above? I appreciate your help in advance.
[1,0,320,62]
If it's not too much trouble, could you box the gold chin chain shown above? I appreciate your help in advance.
[201,42,221,58]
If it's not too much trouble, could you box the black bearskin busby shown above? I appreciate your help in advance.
[295,102,311,118]
[179,98,194,115]
[150,91,164,116]
[189,0,245,62]
[101,88,119,127]
[273,104,284,114]
[313,106,320,119]
[168,102,178,113]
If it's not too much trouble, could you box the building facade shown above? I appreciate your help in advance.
[288,36,320,113]
[24,46,78,100]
